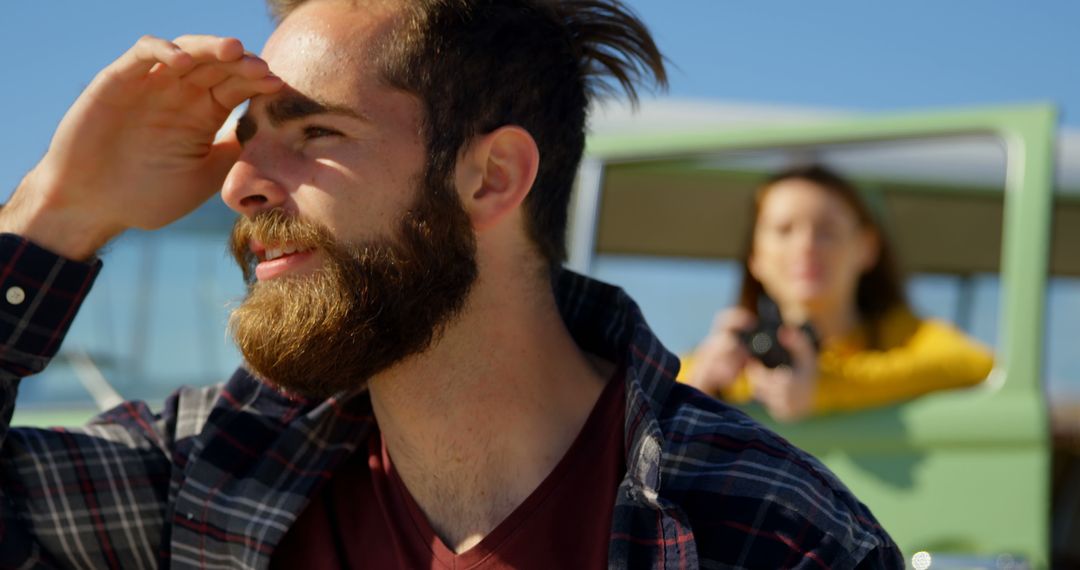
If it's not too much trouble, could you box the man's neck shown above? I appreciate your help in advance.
[366,266,614,554]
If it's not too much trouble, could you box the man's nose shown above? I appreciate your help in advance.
[220,147,289,217]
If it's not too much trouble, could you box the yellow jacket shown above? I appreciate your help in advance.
[677,309,994,415]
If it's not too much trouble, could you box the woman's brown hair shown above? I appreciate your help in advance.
[737,164,908,347]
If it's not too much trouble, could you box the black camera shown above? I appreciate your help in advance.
[736,295,819,369]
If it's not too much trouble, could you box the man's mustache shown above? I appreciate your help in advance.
[229,210,336,283]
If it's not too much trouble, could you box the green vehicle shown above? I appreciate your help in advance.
[567,103,1078,568]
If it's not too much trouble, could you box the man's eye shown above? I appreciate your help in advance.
[302,126,343,140]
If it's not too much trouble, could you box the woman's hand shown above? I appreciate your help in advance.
[746,326,819,422]
[0,35,283,260]
[686,308,756,396]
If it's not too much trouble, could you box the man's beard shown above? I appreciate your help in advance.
[227,176,478,399]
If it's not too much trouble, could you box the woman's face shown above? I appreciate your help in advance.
[749,178,879,318]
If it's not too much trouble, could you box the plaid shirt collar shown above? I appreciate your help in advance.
[199,269,692,565]
[169,272,898,569]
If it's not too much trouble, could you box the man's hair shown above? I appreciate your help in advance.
[267,0,667,268]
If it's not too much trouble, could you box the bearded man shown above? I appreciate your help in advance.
[0,1,902,568]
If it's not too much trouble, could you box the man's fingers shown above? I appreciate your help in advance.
[180,56,273,89]
[210,75,284,111]
[208,135,243,176]
[173,35,245,63]
[193,136,245,199]
[153,36,246,77]
[110,36,193,81]
[107,35,246,84]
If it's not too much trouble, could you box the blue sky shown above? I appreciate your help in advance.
[3,1,1079,196]
[633,1,1079,115]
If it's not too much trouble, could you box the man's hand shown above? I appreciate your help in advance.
[746,326,819,422]
[0,35,282,260]
[686,308,756,396]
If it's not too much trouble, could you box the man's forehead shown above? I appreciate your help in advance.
[255,3,392,114]
[262,0,400,64]
[262,21,358,83]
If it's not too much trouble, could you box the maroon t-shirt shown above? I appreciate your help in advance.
[271,373,626,569]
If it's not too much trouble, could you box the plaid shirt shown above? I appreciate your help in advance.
[0,234,903,569]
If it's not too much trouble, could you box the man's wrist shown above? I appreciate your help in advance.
[0,171,120,262]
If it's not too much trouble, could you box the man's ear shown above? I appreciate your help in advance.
[455,126,539,232]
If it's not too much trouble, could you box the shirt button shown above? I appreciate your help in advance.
[5,287,25,306]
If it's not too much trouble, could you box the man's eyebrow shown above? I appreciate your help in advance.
[236,114,257,145]
[265,93,369,127]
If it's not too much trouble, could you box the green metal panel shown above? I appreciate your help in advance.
[744,390,1047,563]
[578,103,1056,566]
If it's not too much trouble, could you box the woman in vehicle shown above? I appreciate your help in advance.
[678,164,994,422]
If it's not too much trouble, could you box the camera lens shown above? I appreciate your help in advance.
[750,332,773,355]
